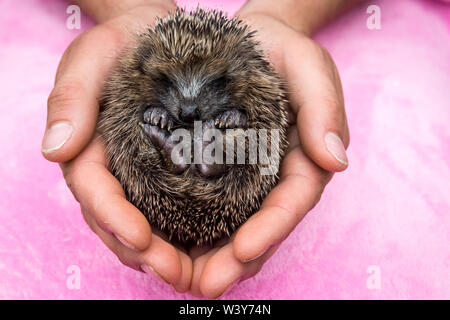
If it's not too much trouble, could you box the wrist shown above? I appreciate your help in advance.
[236,0,314,35]
[74,0,176,23]
[236,0,363,36]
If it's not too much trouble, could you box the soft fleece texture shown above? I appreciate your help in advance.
[0,0,449,299]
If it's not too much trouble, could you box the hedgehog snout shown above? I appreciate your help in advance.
[179,104,200,123]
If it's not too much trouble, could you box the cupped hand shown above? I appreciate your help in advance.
[42,2,192,292]
[43,2,350,299]
[189,12,350,299]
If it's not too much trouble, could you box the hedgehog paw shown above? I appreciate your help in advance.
[141,123,190,174]
[214,109,247,129]
[143,107,174,130]
[195,163,226,177]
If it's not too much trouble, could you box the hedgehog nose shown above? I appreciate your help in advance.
[179,104,200,122]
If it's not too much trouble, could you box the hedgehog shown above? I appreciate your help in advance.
[98,8,289,246]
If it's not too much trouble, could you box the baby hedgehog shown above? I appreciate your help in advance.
[98,8,289,246]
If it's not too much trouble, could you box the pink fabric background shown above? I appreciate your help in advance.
[0,0,449,299]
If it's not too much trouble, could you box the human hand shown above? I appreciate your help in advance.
[42,0,192,292]
[189,9,350,299]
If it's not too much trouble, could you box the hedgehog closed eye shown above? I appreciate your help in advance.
[214,109,247,129]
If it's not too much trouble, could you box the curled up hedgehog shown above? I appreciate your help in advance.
[98,8,289,246]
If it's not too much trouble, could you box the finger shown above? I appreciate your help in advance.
[42,25,125,162]
[62,136,151,251]
[83,207,182,284]
[234,130,331,262]
[189,246,219,297]
[172,250,193,293]
[284,38,350,171]
[199,243,278,299]
[81,205,143,271]
[139,234,183,285]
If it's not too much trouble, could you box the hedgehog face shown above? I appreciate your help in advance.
[152,71,232,125]
[140,68,248,177]
[136,59,248,177]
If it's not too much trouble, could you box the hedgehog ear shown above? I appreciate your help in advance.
[134,46,153,74]
[135,55,148,74]
[155,73,172,87]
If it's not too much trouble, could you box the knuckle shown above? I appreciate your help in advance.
[47,80,85,116]
[323,96,343,113]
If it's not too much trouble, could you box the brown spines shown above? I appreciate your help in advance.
[98,8,289,246]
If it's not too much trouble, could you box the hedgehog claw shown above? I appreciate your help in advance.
[141,123,190,174]
[161,117,167,129]
[144,107,171,130]
[214,109,247,129]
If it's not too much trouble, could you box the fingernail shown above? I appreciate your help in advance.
[114,234,136,251]
[41,121,73,154]
[218,278,241,299]
[243,242,277,263]
[140,264,169,284]
[243,248,267,263]
[325,132,348,166]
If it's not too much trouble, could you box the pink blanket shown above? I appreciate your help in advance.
[0,0,449,299]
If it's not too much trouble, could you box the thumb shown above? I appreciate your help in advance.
[42,27,121,162]
[284,39,350,172]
